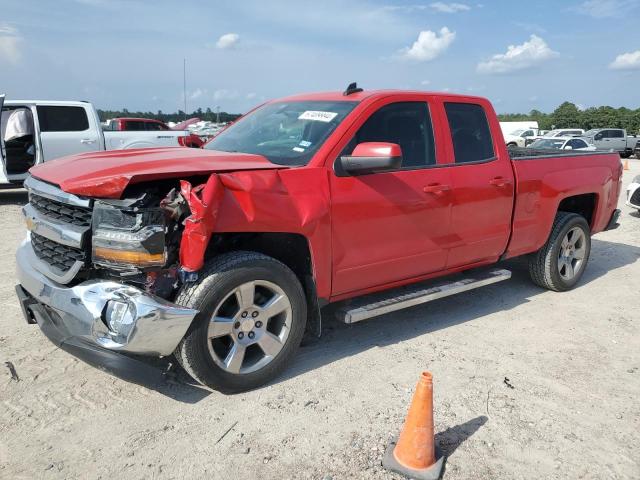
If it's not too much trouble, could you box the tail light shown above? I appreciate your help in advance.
[177,136,188,147]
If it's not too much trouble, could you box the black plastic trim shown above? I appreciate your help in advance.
[605,209,621,231]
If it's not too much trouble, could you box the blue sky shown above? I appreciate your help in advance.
[1,0,639,114]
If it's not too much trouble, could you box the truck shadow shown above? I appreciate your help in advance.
[279,237,640,384]
[60,237,640,403]
[0,189,28,206]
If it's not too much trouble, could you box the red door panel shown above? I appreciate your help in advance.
[437,99,515,268]
[446,162,514,267]
[330,168,452,295]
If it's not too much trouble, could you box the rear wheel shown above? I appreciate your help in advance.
[175,252,307,393]
[528,212,591,291]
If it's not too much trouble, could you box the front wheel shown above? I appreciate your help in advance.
[528,212,591,291]
[175,252,307,393]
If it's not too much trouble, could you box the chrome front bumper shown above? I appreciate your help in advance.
[16,239,198,356]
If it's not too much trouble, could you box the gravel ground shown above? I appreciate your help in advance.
[1,161,639,480]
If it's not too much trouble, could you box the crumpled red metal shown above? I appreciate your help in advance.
[179,174,224,272]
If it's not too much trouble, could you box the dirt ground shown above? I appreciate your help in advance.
[1,161,639,480]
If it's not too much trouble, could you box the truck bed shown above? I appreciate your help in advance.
[506,148,622,259]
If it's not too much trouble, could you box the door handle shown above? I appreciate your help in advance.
[489,177,511,187]
[423,183,451,195]
[80,139,96,144]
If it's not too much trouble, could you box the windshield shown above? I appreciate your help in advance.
[530,138,565,149]
[205,100,357,166]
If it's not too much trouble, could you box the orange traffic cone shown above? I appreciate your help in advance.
[382,372,444,479]
[624,159,629,170]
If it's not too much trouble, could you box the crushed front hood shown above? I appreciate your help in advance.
[29,147,287,198]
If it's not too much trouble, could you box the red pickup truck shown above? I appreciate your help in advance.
[15,86,622,393]
[105,117,204,147]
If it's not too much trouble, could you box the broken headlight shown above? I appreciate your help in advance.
[92,201,166,269]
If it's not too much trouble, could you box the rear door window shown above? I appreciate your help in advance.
[610,129,624,138]
[444,102,495,163]
[37,106,89,132]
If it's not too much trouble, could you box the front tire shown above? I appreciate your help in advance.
[175,252,307,393]
[528,212,591,292]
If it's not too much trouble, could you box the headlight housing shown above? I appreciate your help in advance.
[92,201,166,269]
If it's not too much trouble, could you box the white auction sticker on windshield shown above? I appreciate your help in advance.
[298,110,338,123]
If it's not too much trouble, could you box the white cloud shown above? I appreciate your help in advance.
[400,27,455,62]
[576,0,639,18]
[216,33,239,50]
[609,50,640,70]
[420,80,431,85]
[0,24,21,64]
[213,89,240,101]
[477,35,558,74]
[189,88,206,100]
[384,3,470,13]
[430,2,471,13]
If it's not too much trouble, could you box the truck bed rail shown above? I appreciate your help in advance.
[508,146,609,161]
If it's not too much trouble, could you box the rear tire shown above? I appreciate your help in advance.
[528,212,591,292]
[174,251,307,393]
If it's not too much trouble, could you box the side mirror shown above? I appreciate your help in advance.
[594,134,603,140]
[564,145,573,150]
[338,142,402,175]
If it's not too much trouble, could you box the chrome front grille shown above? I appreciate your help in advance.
[23,176,93,284]
[29,194,92,227]
[31,232,86,272]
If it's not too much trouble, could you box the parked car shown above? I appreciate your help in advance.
[15,87,622,393]
[499,121,538,138]
[580,128,639,158]
[525,128,586,147]
[0,96,202,187]
[544,128,585,138]
[627,175,640,212]
[504,127,539,147]
[527,137,596,151]
[105,117,204,147]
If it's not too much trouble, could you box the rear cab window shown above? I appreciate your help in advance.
[444,102,494,164]
[37,106,89,132]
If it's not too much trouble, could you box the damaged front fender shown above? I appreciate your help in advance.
[179,174,224,272]
[176,168,332,299]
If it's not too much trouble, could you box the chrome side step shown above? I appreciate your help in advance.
[339,269,512,324]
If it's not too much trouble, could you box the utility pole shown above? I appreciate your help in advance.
[216,105,220,124]
[183,58,187,121]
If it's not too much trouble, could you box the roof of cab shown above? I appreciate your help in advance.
[273,89,488,104]
[4,100,91,107]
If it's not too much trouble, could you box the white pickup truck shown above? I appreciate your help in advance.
[0,95,196,187]
[580,128,639,158]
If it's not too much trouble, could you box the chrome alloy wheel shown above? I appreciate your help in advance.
[207,280,292,374]
[558,226,587,281]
